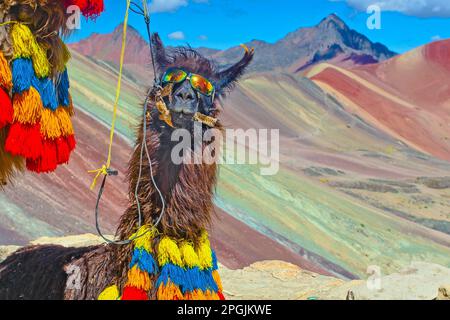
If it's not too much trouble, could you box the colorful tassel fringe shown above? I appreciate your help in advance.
[121,286,148,301]
[10,24,50,78]
[12,58,33,93]
[98,228,225,301]
[58,69,71,107]
[0,52,12,90]
[3,23,76,173]
[155,230,224,300]
[12,87,43,125]
[34,77,59,111]
[65,0,105,19]
[5,122,43,160]
[0,88,13,129]
[120,226,159,301]
[98,285,120,300]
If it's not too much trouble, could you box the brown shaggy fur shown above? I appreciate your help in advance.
[0,127,24,186]
[0,245,94,299]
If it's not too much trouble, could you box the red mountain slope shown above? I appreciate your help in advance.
[308,39,450,161]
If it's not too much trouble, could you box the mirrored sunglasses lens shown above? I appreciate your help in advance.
[163,69,187,83]
[191,75,214,96]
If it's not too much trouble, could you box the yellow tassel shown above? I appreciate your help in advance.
[125,266,151,291]
[194,290,207,300]
[129,225,156,253]
[55,107,74,137]
[40,108,62,139]
[158,237,183,267]
[11,23,34,58]
[180,241,200,268]
[12,87,43,125]
[0,52,12,90]
[197,230,213,270]
[157,281,184,300]
[10,23,50,78]
[32,42,50,78]
[185,289,219,300]
[212,270,223,292]
[98,285,120,300]
[204,290,220,300]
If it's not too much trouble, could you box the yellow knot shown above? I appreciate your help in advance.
[88,165,108,190]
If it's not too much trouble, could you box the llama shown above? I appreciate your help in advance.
[0,33,254,300]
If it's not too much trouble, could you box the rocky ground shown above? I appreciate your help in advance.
[0,234,449,300]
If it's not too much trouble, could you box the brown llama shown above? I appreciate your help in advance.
[0,33,254,300]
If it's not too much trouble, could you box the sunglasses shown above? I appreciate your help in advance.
[162,68,215,97]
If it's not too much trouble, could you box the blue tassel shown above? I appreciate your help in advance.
[183,267,203,293]
[201,269,219,292]
[33,77,58,110]
[57,69,70,107]
[130,249,158,275]
[212,250,218,271]
[12,58,33,93]
[156,264,218,293]
[156,264,186,288]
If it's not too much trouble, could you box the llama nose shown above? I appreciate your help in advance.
[176,90,194,101]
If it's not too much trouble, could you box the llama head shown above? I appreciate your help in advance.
[150,33,254,130]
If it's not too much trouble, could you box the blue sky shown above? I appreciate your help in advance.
[67,0,450,53]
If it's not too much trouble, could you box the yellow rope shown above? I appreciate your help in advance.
[142,0,149,17]
[89,0,132,190]
[0,21,20,27]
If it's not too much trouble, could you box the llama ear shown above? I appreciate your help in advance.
[151,33,170,73]
[216,45,254,94]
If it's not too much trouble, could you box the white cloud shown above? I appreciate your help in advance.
[168,31,186,40]
[336,0,450,18]
[431,35,442,41]
[148,0,208,13]
[149,0,188,13]
[198,35,208,41]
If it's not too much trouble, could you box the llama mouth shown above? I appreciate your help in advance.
[171,112,195,129]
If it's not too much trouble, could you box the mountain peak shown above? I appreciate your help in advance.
[69,22,150,66]
[318,13,347,30]
[112,23,142,39]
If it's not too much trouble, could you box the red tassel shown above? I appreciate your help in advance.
[5,122,42,160]
[65,0,88,11]
[121,286,148,301]
[65,0,104,18]
[66,134,76,152]
[86,0,105,17]
[0,87,13,129]
[218,292,226,300]
[26,139,58,173]
[56,137,70,165]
